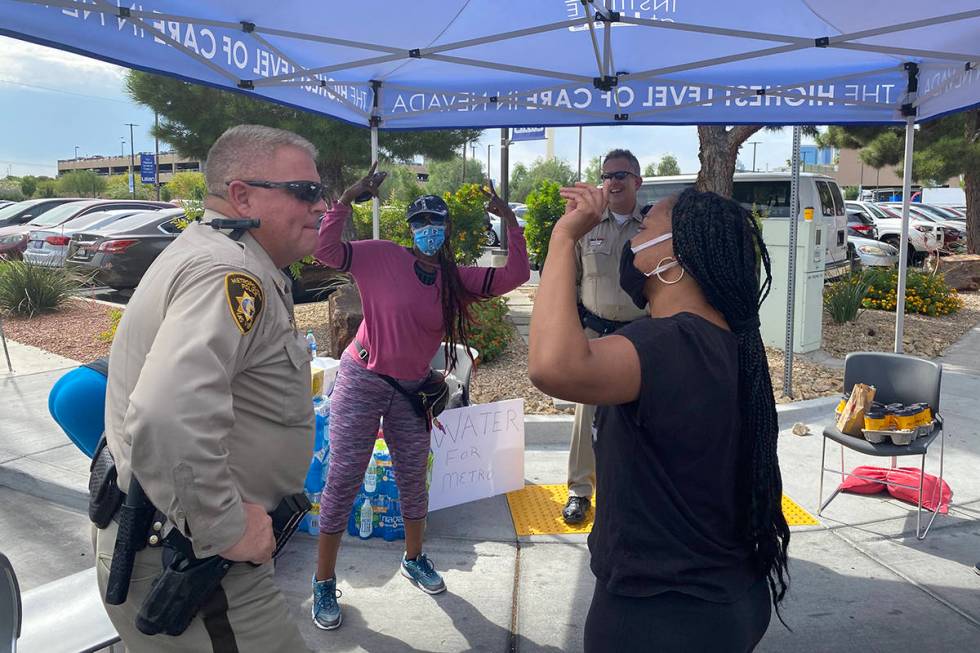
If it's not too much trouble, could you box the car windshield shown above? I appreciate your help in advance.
[59,210,134,232]
[95,209,182,234]
[0,201,38,221]
[29,202,96,227]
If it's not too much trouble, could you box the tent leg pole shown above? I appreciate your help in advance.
[370,122,380,241]
[895,116,915,354]
[783,126,802,398]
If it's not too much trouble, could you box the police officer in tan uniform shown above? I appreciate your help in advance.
[563,149,649,524]
[96,125,329,652]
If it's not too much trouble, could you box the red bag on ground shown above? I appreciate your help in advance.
[839,466,952,513]
[838,465,889,494]
[886,467,952,514]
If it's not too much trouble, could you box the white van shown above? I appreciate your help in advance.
[638,172,849,270]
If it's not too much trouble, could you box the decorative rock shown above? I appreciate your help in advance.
[792,422,811,437]
[940,254,980,292]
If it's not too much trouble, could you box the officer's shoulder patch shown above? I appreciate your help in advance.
[224,272,264,335]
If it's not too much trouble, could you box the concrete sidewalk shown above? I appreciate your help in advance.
[2,328,979,651]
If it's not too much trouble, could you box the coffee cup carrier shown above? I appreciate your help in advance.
[862,420,935,446]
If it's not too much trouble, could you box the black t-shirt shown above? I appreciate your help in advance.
[589,312,760,603]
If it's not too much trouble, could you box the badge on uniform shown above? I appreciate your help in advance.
[588,237,605,252]
[224,272,264,334]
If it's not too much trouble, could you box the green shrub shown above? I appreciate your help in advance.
[466,296,511,363]
[524,180,565,268]
[0,261,86,317]
[861,267,962,316]
[824,273,870,324]
[99,308,124,343]
[442,183,490,266]
[352,201,412,246]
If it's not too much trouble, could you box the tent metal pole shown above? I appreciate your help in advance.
[783,126,802,398]
[370,80,381,240]
[895,115,916,353]
[500,128,510,251]
[370,123,379,240]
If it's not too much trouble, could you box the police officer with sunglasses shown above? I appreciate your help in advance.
[562,149,650,525]
[96,125,328,652]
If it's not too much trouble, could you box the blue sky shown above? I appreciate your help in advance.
[0,35,811,180]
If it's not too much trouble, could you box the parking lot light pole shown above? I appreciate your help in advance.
[125,123,138,198]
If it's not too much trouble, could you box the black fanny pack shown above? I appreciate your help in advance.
[354,340,450,427]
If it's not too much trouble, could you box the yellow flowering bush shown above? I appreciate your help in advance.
[442,183,491,266]
[465,296,511,363]
[861,268,962,317]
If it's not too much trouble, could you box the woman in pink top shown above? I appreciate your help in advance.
[310,168,529,631]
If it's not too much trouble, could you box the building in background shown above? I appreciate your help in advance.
[799,145,835,167]
[57,152,202,183]
[832,148,959,191]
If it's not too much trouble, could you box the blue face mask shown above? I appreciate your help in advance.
[413,225,446,256]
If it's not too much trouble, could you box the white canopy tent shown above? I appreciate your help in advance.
[1,0,978,380]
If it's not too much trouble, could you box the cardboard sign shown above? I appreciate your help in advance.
[427,399,525,511]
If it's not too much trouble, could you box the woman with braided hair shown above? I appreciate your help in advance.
[312,167,529,632]
[529,184,787,652]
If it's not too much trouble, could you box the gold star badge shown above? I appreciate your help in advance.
[224,272,264,334]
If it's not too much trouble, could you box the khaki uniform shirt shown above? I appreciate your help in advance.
[104,210,313,559]
[576,204,648,323]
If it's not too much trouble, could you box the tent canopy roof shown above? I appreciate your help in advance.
[1,0,978,129]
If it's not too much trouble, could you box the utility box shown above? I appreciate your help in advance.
[759,218,825,354]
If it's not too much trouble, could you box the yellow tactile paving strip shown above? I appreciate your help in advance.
[506,484,818,536]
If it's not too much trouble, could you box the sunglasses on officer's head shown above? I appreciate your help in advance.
[231,180,325,204]
[600,170,638,182]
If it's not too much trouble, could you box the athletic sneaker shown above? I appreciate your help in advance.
[311,576,342,630]
[401,553,447,594]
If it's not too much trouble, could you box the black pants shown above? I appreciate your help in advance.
[584,577,772,653]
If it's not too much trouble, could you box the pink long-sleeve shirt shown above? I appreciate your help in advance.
[315,205,530,380]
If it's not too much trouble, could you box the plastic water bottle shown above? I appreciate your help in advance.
[305,329,318,356]
[364,454,378,494]
[358,496,373,539]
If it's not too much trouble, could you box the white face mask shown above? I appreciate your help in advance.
[631,232,683,281]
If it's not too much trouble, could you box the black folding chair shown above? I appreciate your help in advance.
[818,352,945,539]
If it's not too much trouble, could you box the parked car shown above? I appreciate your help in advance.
[67,211,340,301]
[884,203,964,250]
[66,209,186,289]
[909,203,965,222]
[0,199,173,259]
[847,229,898,268]
[846,208,878,240]
[0,200,14,210]
[845,200,940,265]
[640,173,850,271]
[0,198,83,229]
[484,213,527,248]
[23,209,155,267]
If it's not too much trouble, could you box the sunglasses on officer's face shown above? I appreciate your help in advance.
[600,170,638,182]
[231,180,326,204]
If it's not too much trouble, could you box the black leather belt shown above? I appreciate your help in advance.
[577,304,631,336]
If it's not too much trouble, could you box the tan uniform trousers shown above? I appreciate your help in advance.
[94,520,309,653]
[567,327,599,499]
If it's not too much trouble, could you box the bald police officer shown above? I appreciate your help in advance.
[96,125,326,652]
[563,149,649,524]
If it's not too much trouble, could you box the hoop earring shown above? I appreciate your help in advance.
[656,257,685,285]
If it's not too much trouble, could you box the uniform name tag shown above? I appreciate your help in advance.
[225,272,264,334]
[588,238,605,251]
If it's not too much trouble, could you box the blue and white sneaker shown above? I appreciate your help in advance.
[400,553,446,594]
[311,576,342,630]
